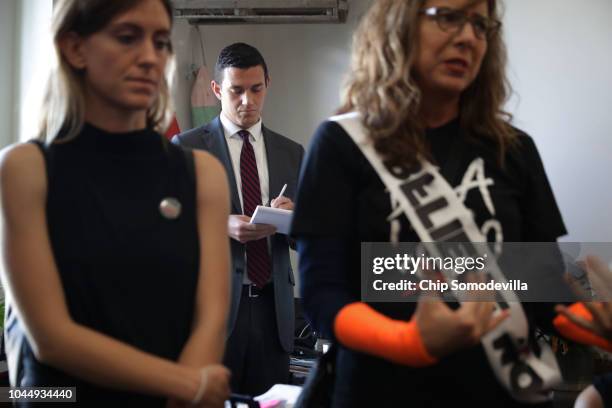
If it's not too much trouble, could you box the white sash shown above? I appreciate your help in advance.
[331,112,561,403]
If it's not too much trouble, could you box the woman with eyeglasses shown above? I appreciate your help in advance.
[292,0,570,407]
[0,0,230,406]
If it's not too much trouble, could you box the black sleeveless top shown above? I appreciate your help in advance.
[5,124,199,406]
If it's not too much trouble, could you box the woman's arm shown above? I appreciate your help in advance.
[298,237,507,366]
[0,144,201,402]
[175,150,231,367]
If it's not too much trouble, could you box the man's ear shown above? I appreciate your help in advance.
[211,80,222,101]
[58,32,88,70]
[265,75,271,88]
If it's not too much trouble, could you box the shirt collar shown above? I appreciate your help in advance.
[220,112,264,142]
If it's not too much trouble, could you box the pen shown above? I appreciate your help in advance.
[276,184,287,200]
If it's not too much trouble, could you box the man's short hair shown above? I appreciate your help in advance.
[214,43,270,85]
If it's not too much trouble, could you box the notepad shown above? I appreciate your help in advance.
[250,205,293,235]
[255,384,302,406]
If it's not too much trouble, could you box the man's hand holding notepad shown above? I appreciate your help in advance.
[250,183,293,234]
[250,206,293,235]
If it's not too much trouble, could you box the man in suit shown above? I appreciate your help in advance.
[172,43,304,395]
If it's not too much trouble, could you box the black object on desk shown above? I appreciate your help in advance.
[229,393,260,408]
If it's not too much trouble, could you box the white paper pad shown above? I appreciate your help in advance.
[250,206,293,234]
[255,384,302,405]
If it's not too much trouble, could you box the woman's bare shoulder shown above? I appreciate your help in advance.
[0,142,47,198]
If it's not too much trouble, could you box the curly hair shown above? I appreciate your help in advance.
[39,0,175,143]
[338,0,515,171]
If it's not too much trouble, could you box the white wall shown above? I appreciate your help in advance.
[172,0,612,243]
[0,0,18,148]
[0,0,53,147]
[17,0,54,142]
[503,0,612,242]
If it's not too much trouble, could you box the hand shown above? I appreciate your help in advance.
[556,255,612,340]
[197,365,231,408]
[556,302,612,342]
[228,214,276,243]
[581,255,612,300]
[415,276,508,359]
[166,365,230,408]
[416,298,508,358]
[270,196,294,211]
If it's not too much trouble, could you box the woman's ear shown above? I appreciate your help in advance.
[58,32,87,70]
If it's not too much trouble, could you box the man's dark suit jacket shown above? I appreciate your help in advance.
[171,116,304,353]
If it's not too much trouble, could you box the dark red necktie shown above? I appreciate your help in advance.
[239,130,271,288]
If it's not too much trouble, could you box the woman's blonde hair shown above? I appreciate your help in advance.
[338,0,515,170]
[39,0,174,143]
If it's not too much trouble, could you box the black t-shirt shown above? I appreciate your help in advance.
[291,119,567,407]
[294,118,565,241]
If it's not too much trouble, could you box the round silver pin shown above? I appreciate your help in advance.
[159,197,182,220]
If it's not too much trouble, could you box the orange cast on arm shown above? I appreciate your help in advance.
[333,302,437,367]
[554,303,612,352]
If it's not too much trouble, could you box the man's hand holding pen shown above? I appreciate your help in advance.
[271,183,294,211]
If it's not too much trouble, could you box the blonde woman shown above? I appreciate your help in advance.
[0,0,230,406]
[292,0,568,407]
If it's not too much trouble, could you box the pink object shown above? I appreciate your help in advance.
[259,400,283,408]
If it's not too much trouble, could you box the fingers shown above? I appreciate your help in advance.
[228,214,251,225]
[579,302,602,321]
[459,302,490,332]
[243,223,276,241]
[244,222,276,232]
[585,255,612,300]
[270,196,290,207]
[271,197,294,210]
[455,300,505,345]
[586,255,611,275]
[571,301,612,336]
[415,285,445,310]
[463,271,495,302]
[584,302,612,338]
[228,214,276,242]
[485,309,510,333]
[555,302,612,340]
[277,203,294,210]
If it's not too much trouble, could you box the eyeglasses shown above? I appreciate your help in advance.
[419,7,502,40]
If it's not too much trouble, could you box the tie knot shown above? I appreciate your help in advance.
[238,130,251,142]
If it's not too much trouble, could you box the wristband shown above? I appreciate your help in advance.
[191,368,208,405]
